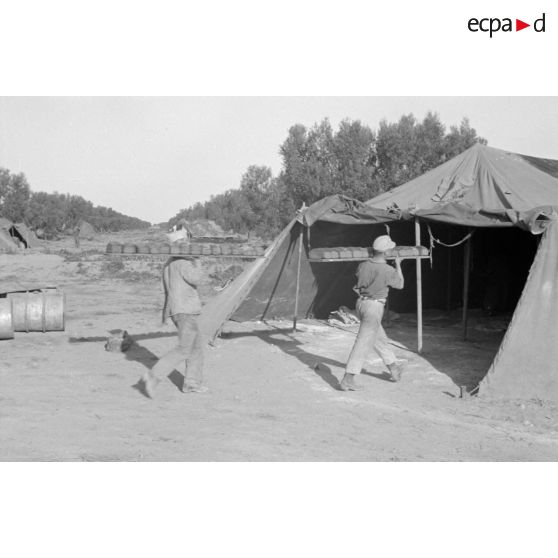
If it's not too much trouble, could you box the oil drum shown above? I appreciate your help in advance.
[0,298,14,339]
[7,290,65,332]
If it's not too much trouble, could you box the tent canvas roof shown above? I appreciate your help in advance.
[298,144,558,230]
[365,143,558,227]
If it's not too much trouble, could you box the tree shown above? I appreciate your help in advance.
[279,123,312,208]
[66,195,94,229]
[171,112,488,240]
[444,117,486,159]
[0,166,150,236]
[375,114,421,189]
[27,192,62,237]
[0,171,31,222]
[239,166,270,224]
[0,168,10,206]
[262,177,296,237]
[332,119,378,199]
[414,111,446,171]
[375,112,485,190]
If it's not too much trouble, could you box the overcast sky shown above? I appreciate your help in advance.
[1,97,557,224]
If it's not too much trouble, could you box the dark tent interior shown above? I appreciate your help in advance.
[293,220,539,320]
[9,225,27,248]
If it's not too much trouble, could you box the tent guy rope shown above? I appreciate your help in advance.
[427,224,475,248]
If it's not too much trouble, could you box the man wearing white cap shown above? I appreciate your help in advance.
[340,234,406,391]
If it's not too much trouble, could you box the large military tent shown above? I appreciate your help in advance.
[200,143,558,402]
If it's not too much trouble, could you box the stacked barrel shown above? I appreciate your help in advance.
[308,246,430,260]
[106,242,266,257]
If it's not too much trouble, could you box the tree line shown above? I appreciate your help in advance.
[170,113,486,239]
[0,168,150,238]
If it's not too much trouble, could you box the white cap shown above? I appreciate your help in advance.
[372,235,395,252]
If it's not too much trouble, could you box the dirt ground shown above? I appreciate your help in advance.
[2,236,558,461]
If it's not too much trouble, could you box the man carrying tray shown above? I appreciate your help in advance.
[142,233,207,397]
[340,235,407,391]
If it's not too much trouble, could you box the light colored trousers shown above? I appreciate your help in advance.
[150,313,204,388]
[345,298,396,375]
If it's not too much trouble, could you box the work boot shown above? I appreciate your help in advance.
[387,360,407,382]
[339,373,364,391]
[183,382,209,394]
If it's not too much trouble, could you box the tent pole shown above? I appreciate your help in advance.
[462,229,472,340]
[446,231,452,312]
[415,217,423,353]
[293,224,303,332]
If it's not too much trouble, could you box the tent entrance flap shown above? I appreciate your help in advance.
[479,221,558,400]
[198,219,298,342]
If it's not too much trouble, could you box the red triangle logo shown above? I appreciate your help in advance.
[516,19,530,31]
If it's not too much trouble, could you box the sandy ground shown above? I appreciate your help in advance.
[2,245,558,461]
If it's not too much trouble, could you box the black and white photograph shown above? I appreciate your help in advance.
[2,96,558,461]
[1,2,558,557]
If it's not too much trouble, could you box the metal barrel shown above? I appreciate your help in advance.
[122,243,137,254]
[0,298,14,339]
[7,290,65,332]
[106,242,123,254]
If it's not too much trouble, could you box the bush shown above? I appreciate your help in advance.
[100,259,125,274]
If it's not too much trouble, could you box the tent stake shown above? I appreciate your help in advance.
[293,224,303,332]
[462,229,472,340]
[415,217,423,353]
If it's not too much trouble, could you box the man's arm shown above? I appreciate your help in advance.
[389,257,404,290]
[179,259,202,287]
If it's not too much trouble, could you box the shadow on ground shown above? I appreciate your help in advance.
[69,331,176,343]
[385,315,503,391]
[70,330,185,398]
[221,313,504,393]
[222,326,345,390]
